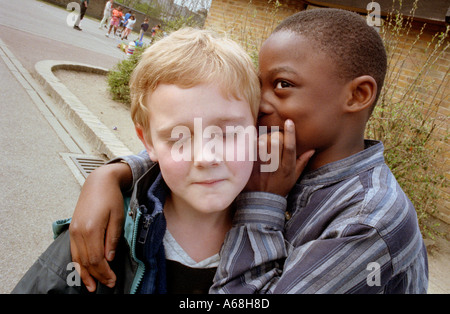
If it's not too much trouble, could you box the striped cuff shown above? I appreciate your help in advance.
[108,150,153,193]
[233,192,286,230]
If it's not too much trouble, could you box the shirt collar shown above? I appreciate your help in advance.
[131,163,170,217]
[300,140,385,186]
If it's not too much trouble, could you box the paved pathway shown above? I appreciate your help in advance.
[0,0,126,293]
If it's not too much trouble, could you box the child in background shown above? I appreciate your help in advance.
[106,6,122,38]
[150,24,161,43]
[119,10,132,35]
[99,0,113,29]
[138,17,149,42]
[121,15,135,40]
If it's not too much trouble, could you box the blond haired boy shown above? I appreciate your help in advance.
[12,28,265,294]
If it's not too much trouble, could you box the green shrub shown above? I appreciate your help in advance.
[365,0,449,237]
[106,15,200,105]
[107,46,144,105]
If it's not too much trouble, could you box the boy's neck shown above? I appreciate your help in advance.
[163,195,232,263]
[307,135,366,171]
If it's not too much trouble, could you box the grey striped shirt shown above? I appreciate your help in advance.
[121,140,428,294]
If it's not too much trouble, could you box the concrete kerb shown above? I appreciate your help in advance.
[35,60,133,159]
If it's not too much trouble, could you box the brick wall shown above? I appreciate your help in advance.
[380,22,449,224]
[204,0,306,54]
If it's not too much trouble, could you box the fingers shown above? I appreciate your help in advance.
[280,119,297,172]
[69,221,117,290]
[104,194,125,262]
[82,222,117,288]
[104,226,121,263]
[245,119,314,195]
[70,229,97,292]
[282,119,314,178]
[104,202,125,262]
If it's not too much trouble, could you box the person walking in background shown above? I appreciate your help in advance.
[138,17,149,42]
[73,0,89,31]
[99,0,114,29]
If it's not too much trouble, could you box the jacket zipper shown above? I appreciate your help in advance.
[129,209,145,294]
[138,213,153,245]
[130,205,158,293]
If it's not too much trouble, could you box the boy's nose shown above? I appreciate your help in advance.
[258,101,275,128]
[193,140,222,168]
[193,154,221,168]
[258,93,276,117]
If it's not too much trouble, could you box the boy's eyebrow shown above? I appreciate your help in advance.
[156,125,184,138]
[263,66,299,78]
[156,116,251,138]
[215,115,250,125]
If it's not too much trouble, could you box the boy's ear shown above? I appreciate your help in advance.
[345,75,377,114]
[135,125,158,162]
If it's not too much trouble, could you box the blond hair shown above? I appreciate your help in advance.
[130,28,260,134]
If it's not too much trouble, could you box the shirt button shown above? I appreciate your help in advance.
[285,211,291,221]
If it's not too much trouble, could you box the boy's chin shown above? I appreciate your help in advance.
[192,197,234,215]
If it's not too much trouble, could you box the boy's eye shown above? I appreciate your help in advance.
[168,134,191,143]
[275,80,293,89]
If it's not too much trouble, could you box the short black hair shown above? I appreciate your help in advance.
[273,8,387,107]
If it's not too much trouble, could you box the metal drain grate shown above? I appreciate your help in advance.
[69,155,105,178]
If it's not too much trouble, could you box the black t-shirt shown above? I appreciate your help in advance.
[141,23,149,32]
[166,260,217,294]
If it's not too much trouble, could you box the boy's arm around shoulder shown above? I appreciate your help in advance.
[69,150,152,291]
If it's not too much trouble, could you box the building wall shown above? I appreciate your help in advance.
[45,0,109,19]
[204,0,306,54]
[381,22,449,224]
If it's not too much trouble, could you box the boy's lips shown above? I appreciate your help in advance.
[193,179,226,186]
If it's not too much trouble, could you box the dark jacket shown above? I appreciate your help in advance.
[12,163,170,294]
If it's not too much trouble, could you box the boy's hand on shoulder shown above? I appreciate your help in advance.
[69,163,130,292]
[245,119,314,196]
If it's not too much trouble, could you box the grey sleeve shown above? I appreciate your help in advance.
[11,230,85,294]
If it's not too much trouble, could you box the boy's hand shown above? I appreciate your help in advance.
[245,119,314,196]
[69,163,132,292]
